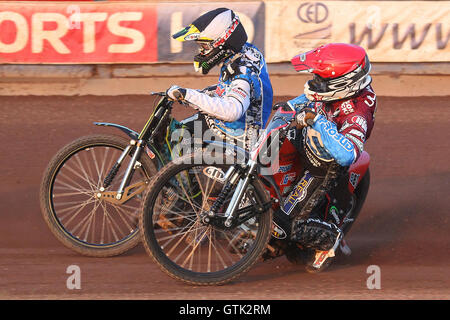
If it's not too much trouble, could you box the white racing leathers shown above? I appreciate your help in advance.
[182,43,273,150]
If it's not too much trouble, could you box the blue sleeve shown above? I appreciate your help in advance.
[311,114,357,166]
[287,94,313,112]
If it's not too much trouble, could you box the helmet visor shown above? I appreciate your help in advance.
[308,74,328,93]
[291,52,316,73]
[172,24,201,42]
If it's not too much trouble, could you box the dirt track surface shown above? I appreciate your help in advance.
[1,95,449,300]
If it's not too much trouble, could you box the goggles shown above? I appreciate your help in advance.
[197,41,214,55]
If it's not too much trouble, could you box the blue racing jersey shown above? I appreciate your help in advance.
[185,43,273,149]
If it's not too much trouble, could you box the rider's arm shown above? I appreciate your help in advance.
[289,95,371,166]
[197,85,217,97]
[184,79,251,122]
[310,107,373,167]
[309,114,358,167]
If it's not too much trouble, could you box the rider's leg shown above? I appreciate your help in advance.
[283,128,346,251]
[283,166,344,251]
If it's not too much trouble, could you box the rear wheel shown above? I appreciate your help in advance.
[140,152,273,285]
[342,169,370,235]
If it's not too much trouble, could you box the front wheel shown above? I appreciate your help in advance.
[40,134,157,257]
[139,151,273,285]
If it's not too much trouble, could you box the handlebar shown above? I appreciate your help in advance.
[272,101,296,113]
[150,91,167,97]
[150,91,186,105]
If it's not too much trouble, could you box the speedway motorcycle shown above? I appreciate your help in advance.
[139,101,370,285]
[40,92,189,257]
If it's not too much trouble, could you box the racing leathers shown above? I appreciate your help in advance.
[176,43,273,150]
[282,86,377,251]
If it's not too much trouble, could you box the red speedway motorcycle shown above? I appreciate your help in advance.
[139,102,370,285]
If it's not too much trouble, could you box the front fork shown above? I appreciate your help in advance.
[99,139,146,204]
[116,139,144,200]
[224,160,257,227]
[206,160,259,228]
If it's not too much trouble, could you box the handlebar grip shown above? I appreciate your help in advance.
[272,102,292,111]
[150,91,166,96]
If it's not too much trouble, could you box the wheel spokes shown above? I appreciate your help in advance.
[152,165,260,273]
[51,145,147,246]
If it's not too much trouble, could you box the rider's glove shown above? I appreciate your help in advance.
[166,85,187,101]
[272,101,291,111]
[296,110,317,129]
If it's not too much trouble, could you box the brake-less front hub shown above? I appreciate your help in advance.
[96,180,148,204]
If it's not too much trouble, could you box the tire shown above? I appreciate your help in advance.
[139,151,273,285]
[342,168,370,235]
[40,134,157,257]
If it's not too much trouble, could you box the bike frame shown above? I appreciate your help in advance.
[204,104,297,227]
[94,93,174,202]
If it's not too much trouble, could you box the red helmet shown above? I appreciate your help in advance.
[291,43,372,101]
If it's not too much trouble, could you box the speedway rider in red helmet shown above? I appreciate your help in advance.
[275,43,377,269]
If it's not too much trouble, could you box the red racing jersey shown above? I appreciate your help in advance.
[309,85,377,162]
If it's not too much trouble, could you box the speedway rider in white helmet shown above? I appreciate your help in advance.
[166,8,273,150]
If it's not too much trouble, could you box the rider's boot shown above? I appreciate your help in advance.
[292,218,343,273]
[305,237,351,273]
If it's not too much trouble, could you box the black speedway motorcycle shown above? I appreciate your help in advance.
[40,93,187,256]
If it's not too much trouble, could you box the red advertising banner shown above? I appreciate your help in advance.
[0,2,158,63]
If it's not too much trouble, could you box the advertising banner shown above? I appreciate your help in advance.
[0,2,158,63]
[265,1,450,62]
[156,2,265,62]
[0,1,448,63]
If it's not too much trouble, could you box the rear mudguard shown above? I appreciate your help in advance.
[348,151,370,193]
